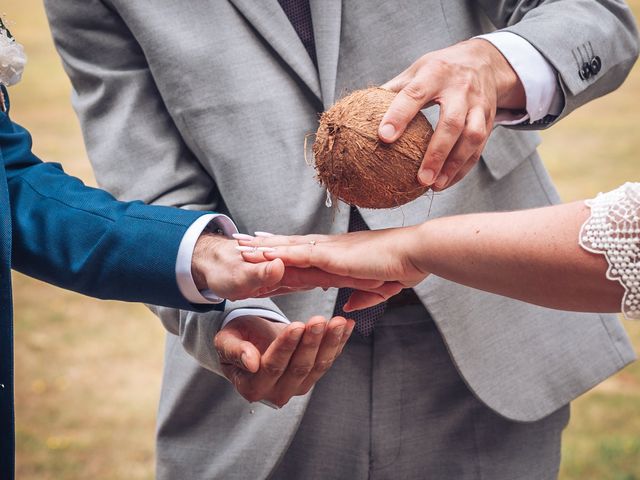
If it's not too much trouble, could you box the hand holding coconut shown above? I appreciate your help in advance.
[378,39,526,190]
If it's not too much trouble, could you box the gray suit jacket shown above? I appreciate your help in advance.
[46,0,639,477]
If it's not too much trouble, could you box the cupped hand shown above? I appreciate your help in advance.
[214,315,354,407]
[378,39,525,190]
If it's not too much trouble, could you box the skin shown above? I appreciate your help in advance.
[214,315,354,408]
[190,233,391,406]
[378,39,526,190]
[185,38,527,406]
[238,201,625,315]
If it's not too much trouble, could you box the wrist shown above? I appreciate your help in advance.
[470,38,526,110]
[191,232,226,291]
[400,224,432,277]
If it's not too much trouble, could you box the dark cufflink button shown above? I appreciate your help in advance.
[579,63,592,80]
[590,56,602,74]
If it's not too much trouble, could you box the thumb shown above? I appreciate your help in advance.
[380,73,407,93]
[344,282,404,312]
[214,326,261,373]
[344,291,386,312]
[250,258,285,294]
[378,81,434,144]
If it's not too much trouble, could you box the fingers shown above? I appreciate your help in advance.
[433,106,486,190]
[232,322,305,403]
[235,233,328,249]
[214,327,262,373]
[418,96,467,187]
[281,267,384,291]
[223,316,356,408]
[337,319,355,356]
[378,80,437,144]
[297,317,351,393]
[245,258,285,293]
[271,316,330,403]
[380,70,410,92]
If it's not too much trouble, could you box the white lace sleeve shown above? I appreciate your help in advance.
[579,182,640,320]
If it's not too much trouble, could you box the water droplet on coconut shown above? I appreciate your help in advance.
[325,190,333,208]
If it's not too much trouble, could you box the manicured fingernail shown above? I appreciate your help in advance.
[290,327,304,340]
[240,352,248,369]
[379,123,396,140]
[232,233,255,241]
[419,169,436,186]
[435,174,448,189]
[236,246,257,252]
[311,323,325,335]
[254,231,275,237]
[257,247,276,252]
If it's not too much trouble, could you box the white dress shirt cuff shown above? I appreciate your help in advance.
[175,213,238,305]
[476,31,564,125]
[221,308,291,329]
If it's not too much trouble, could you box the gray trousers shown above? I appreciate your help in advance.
[272,304,569,479]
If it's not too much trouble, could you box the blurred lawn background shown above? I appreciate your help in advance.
[5,1,640,478]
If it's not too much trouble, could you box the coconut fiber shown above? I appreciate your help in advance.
[313,87,433,209]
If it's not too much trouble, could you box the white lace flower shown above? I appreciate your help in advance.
[0,27,27,86]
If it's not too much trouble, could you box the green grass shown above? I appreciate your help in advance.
[5,0,640,478]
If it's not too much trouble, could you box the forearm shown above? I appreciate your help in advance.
[411,202,624,313]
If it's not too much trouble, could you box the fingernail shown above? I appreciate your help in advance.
[379,123,396,140]
[334,326,345,337]
[232,233,255,241]
[290,327,304,341]
[257,247,276,252]
[311,323,325,335]
[236,246,257,252]
[240,352,248,369]
[435,174,448,189]
[254,231,275,237]
[419,169,436,186]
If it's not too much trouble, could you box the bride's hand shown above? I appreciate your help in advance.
[234,227,429,310]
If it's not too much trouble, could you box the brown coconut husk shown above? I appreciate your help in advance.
[313,87,433,209]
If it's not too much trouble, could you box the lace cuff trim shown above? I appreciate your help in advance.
[579,182,640,320]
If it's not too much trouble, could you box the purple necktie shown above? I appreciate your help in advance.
[278,2,384,335]
[332,208,386,336]
[278,0,318,66]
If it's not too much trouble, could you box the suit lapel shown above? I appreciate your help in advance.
[228,0,322,102]
[310,0,342,108]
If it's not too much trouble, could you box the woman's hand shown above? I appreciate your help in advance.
[235,227,430,311]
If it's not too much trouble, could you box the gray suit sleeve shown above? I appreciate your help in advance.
[476,0,639,127]
[44,0,289,375]
[150,299,288,376]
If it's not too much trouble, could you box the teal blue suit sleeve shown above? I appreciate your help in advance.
[1,93,222,312]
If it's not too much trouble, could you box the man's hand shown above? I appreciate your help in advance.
[214,315,354,407]
[191,232,286,300]
[378,39,526,190]
[191,232,398,301]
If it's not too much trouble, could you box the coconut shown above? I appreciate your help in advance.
[312,87,433,209]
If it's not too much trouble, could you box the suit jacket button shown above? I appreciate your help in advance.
[580,63,592,80]
[590,56,602,74]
